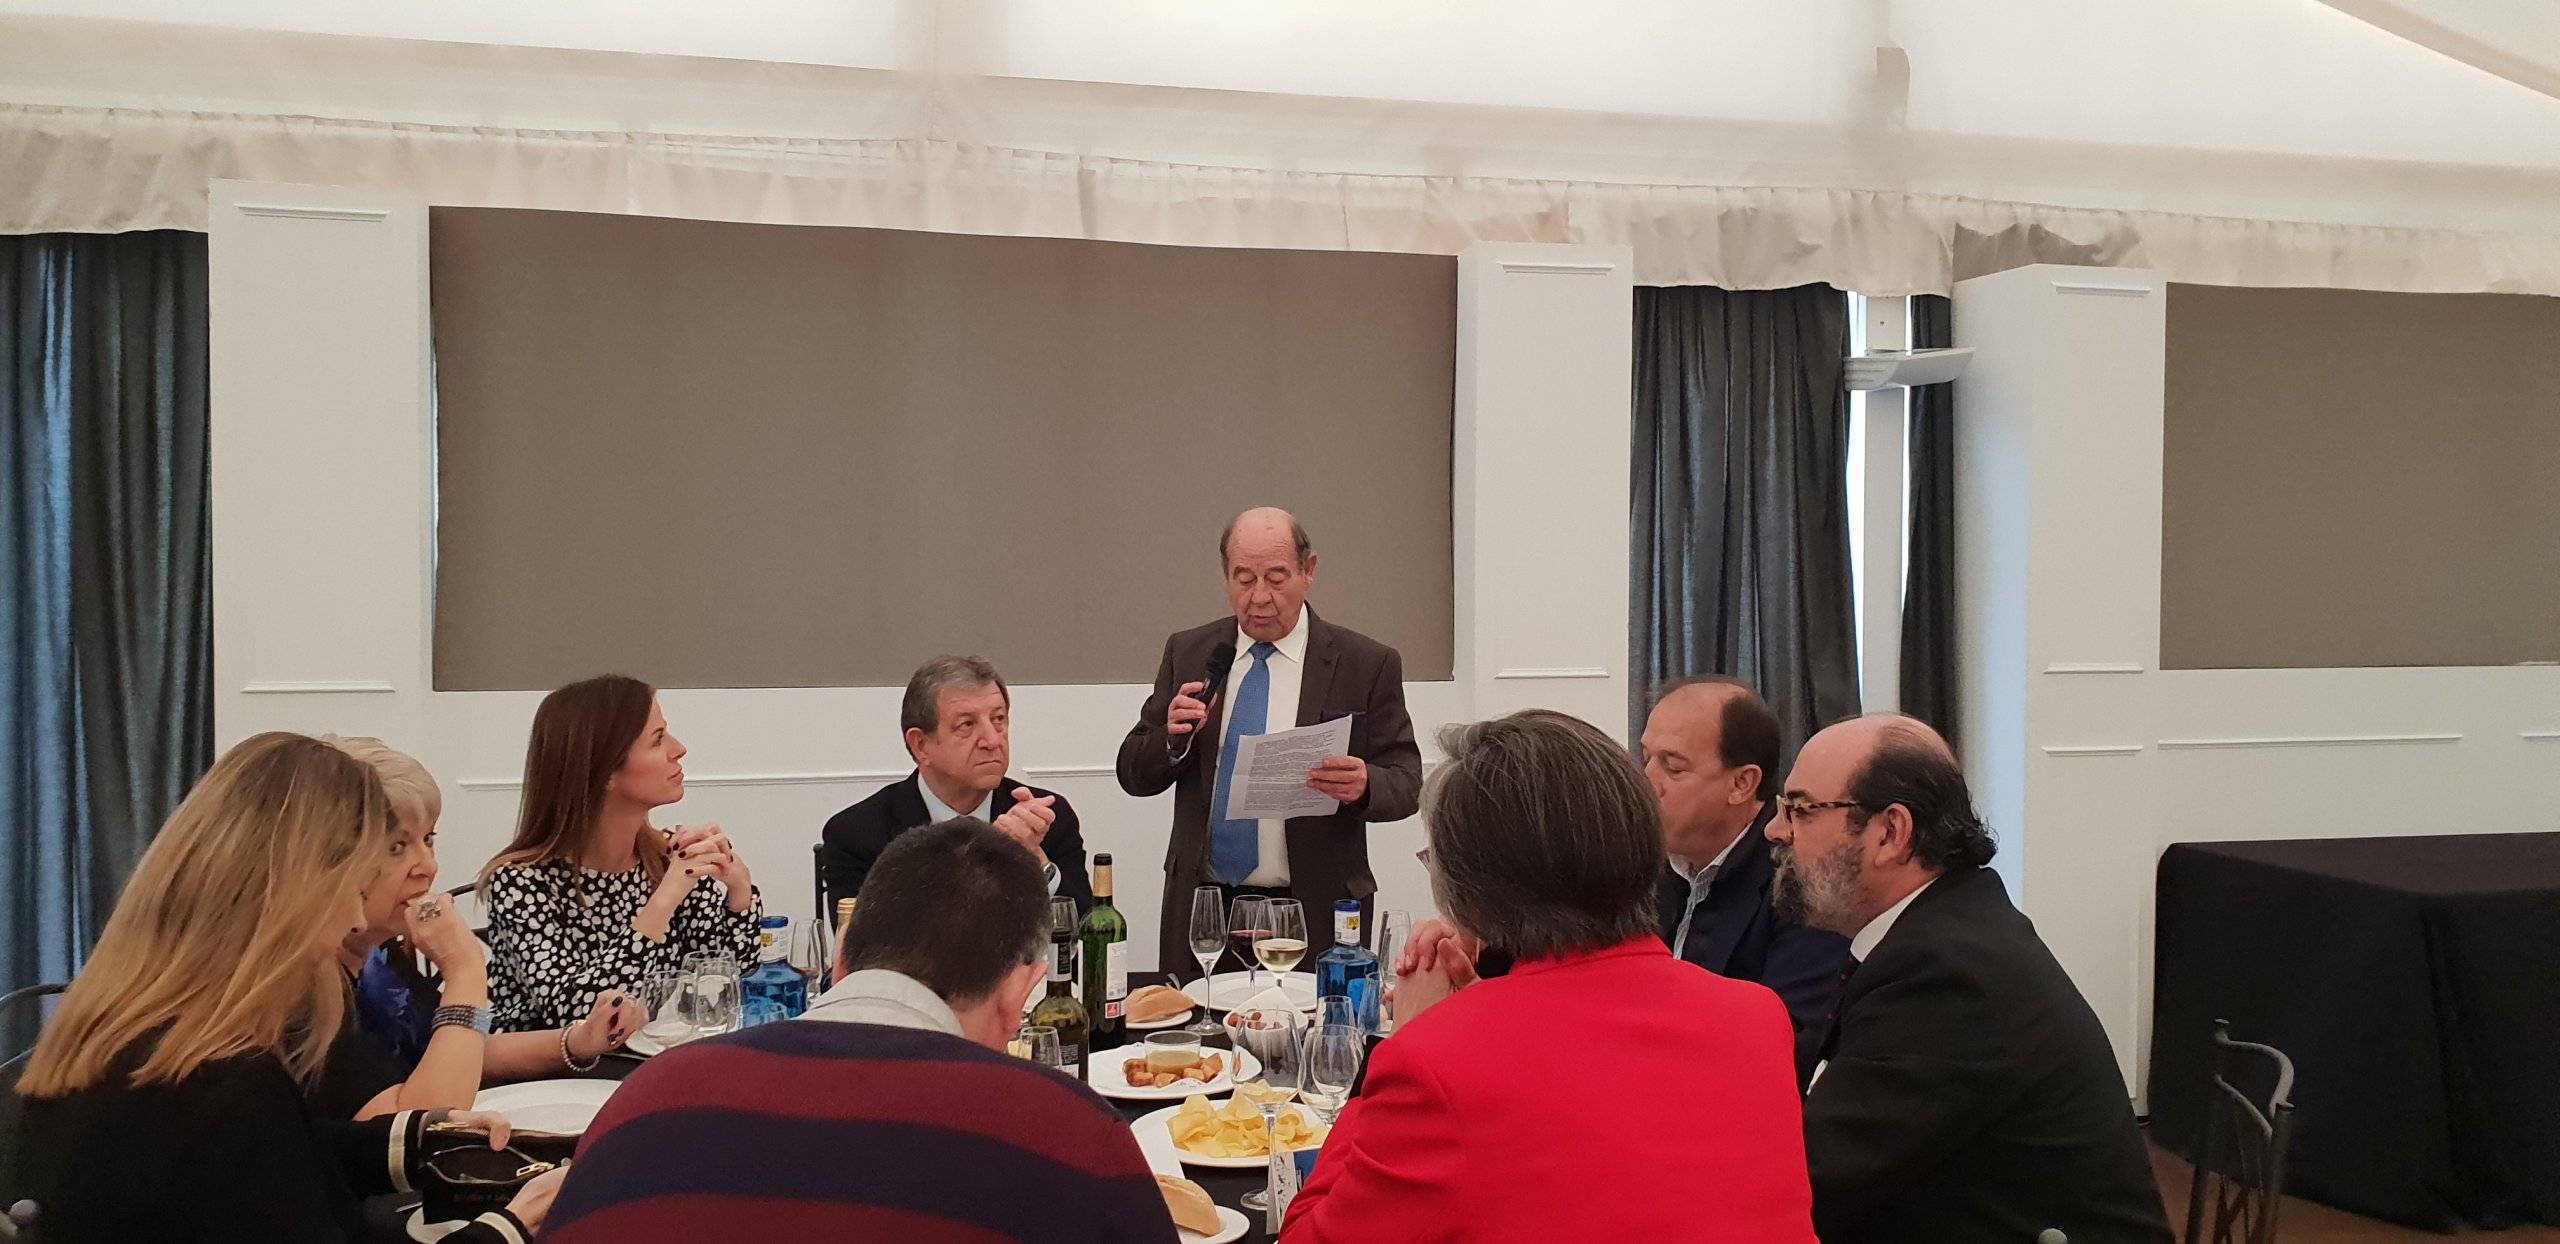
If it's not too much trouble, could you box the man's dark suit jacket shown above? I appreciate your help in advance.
[1655,814,1852,1041]
[818,771,1093,914]
[1803,864,2171,1244]
[1116,609,1422,975]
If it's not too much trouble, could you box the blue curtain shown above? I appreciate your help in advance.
[1629,284,1859,754]
[0,231,210,1047]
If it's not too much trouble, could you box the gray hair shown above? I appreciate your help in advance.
[1424,709,1667,961]
[320,735,443,830]
[898,655,1009,744]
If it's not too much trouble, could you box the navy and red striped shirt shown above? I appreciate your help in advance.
[545,1017,1178,1243]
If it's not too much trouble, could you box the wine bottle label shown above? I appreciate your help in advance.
[1049,940,1074,981]
[1105,940,1128,1001]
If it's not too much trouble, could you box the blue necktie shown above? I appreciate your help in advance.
[1209,642,1278,883]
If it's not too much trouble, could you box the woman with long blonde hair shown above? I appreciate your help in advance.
[313,737,646,1120]
[14,732,564,1243]
[478,675,762,1032]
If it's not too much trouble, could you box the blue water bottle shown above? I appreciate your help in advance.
[743,915,809,1018]
[1313,901,1379,1020]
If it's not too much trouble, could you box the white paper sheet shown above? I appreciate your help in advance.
[1221,716,1356,821]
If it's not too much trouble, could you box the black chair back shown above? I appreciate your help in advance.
[0,983,70,1236]
[2184,1019,2296,1244]
[812,843,832,931]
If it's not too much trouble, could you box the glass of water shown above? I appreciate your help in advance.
[637,965,692,1047]
[680,952,742,1037]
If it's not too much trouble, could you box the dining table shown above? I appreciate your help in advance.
[370,970,1367,1243]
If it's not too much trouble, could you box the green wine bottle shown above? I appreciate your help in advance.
[1080,854,1129,1048]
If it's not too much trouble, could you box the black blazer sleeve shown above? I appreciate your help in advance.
[1350,645,1423,823]
[1117,630,1204,797]
[1802,955,2031,1236]
[819,805,886,912]
[1038,787,1096,913]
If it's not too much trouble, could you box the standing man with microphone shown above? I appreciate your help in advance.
[1118,507,1423,981]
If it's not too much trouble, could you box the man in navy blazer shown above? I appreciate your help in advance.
[820,655,1093,915]
[1639,677,1852,1040]
[1401,678,1849,1043]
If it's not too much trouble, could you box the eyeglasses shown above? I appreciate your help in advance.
[1777,797,1867,824]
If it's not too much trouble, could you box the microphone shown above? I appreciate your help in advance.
[1170,642,1237,763]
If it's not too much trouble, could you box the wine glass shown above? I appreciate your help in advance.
[1257,900,1308,982]
[1371,909,1411,1035]
[1187,886,1228,1036]
[1300,1024,1364,1124]
[1229,895,1271,995]
[788,914,835,989]
[1315,994,1358,1033]
[1231,1005,1306,1214]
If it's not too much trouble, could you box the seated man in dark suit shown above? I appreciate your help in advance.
[821,655,1092,914]
[1394,678,1850,1043]
[1773,714,2170,1244]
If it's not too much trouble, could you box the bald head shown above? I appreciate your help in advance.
[1220,507,1317,644]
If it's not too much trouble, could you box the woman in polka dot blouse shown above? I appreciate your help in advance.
[477,674,764,1032]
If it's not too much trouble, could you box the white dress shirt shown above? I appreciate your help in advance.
[1667,827,1749,960]
[801,968,966,1037]
[1217,603,1310,886]
[917,773,1063,895]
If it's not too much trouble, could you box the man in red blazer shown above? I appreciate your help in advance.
[1282,710,1816,1243]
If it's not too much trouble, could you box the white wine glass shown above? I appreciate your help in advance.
[1231,1005,1306,1214]
[1187,886,1228,1036]
[1257,899,1308,980]
[1229,895,1272,994]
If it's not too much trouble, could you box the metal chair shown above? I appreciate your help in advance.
[2183,1019,2296,1244]
[1,983,70,1242]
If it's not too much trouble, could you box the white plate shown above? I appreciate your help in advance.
[1181,971,1320,1013]
[1181,1205,1252,1244]
[1128,1100,1328,1169]
[469,1078,620,1134]
[1127,1007,1199,1032]
[1085,1044,1261,1101]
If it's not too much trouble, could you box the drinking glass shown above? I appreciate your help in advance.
[680,952,742,1037]
[1228,895,1271,993]
[1012,1024,1060,1064]
[1231,1005,1306,1214]
[1257,900,1308,978]
[1315,994,1357,1033]
[636,966,691,1047]
[1299,1024,1364,1124]
[1179,887,1221,1034]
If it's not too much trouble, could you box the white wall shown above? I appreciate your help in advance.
[207,179,1634,968]
[1952,263,2560,1107]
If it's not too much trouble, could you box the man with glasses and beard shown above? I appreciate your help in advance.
[1769,714,2170,1244]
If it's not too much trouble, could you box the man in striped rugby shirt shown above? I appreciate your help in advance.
[545,818,1178,1243]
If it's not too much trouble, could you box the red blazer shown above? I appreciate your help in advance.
[1282,937,1817,1243]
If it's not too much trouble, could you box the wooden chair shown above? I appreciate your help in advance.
[2183,1019,2296,1244]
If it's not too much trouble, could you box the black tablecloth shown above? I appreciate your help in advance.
[2150,832,2560,1229]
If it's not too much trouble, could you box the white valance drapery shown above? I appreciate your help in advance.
[5,15,2558,295]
